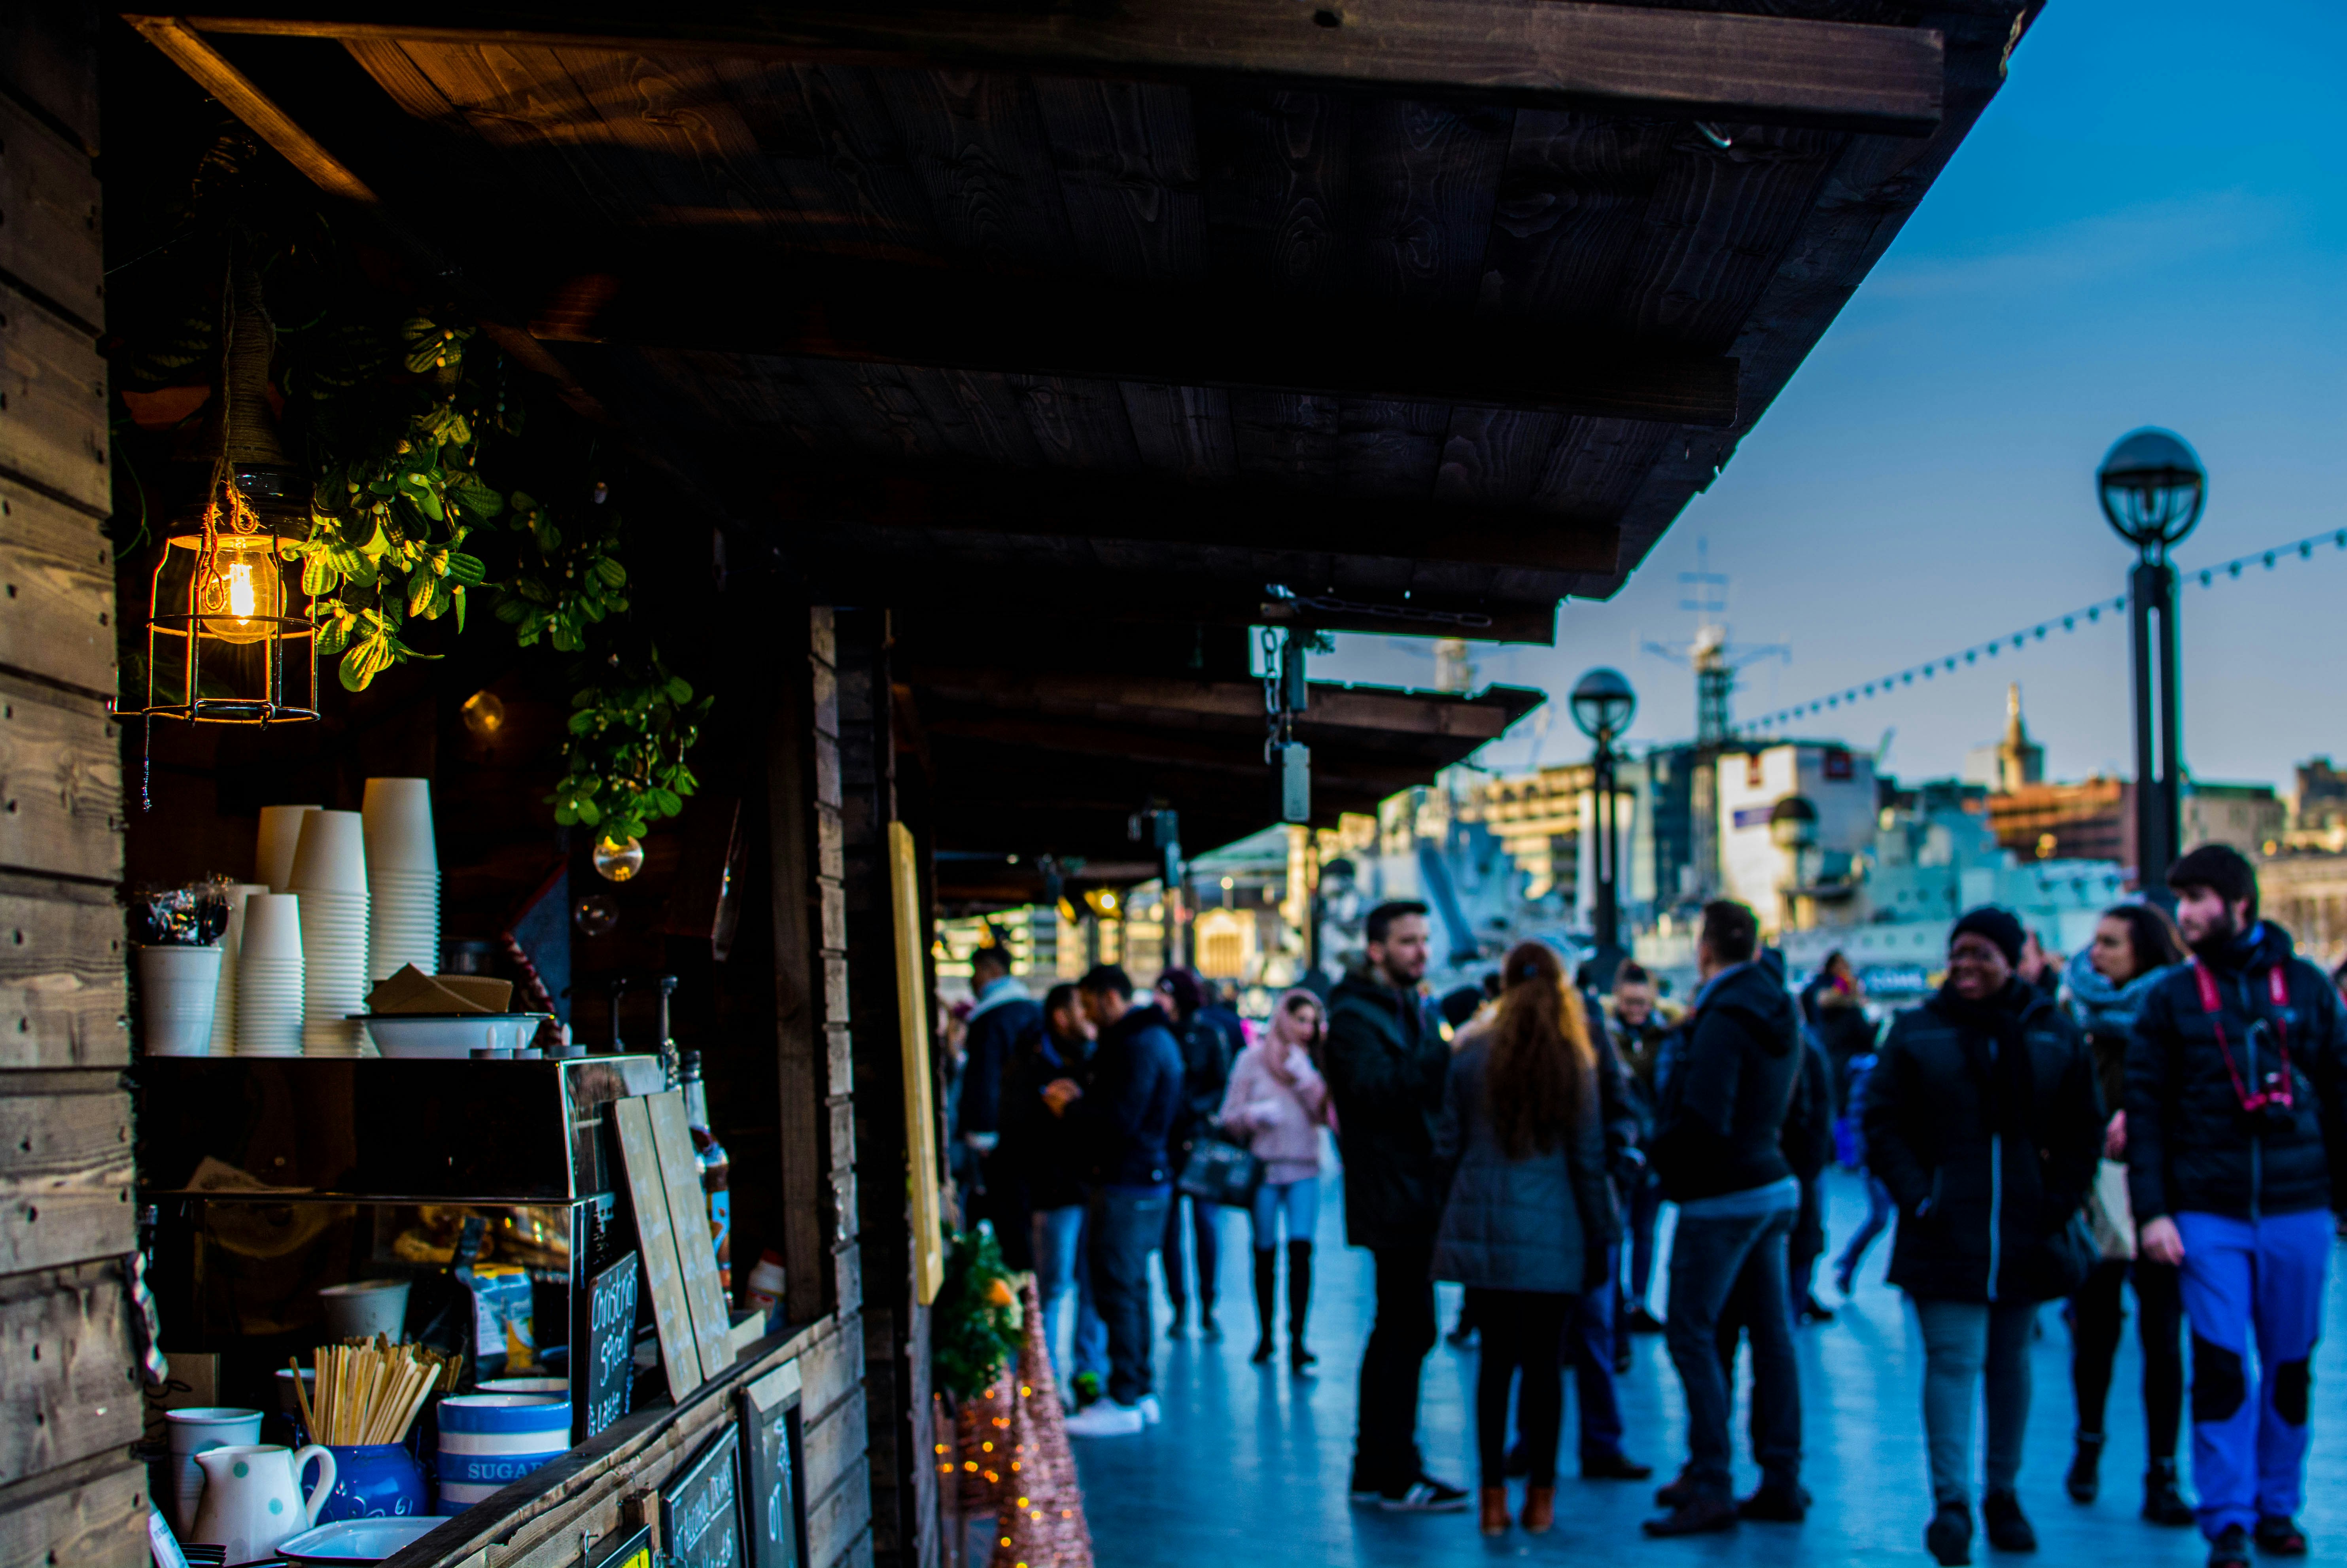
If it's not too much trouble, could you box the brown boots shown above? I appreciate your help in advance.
[1477,1486,1555,1536]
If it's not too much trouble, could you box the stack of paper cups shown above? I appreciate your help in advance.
[256,804,322,894]
[235,893,305,1056]
[289,810,370,1056]
[208,881,272,1055]
[362,778,440,984]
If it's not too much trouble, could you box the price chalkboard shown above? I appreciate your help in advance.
[580,1249,640,1444]
[662,1422,743,1568]
[739,1363,802,1568]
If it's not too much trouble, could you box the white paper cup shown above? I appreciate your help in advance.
[256,806,322,894]
[361,778,438,873]
[138,946,223,1057]
[318,1278,410,1340]
[207,883,272,1055]
[238,894,305,962]
[289,810,367,894]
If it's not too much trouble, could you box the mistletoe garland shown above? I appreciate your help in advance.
[552,651,711,844]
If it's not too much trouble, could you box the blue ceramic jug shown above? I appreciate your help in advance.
[318,1444,429,1522]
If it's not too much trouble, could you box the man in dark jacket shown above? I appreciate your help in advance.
[1323,900,1467,1511]
[1608,963,1674,1335]
[1866,907,2103,1564]
[1154,967,1233,1337]
[998,985,1106,1398]
[1644,902,1807,1536]
[2128,846,2347,1566]
[1055,965,1185,1437]
[954,943,1044,1264]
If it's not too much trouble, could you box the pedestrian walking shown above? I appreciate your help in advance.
[998,984,1109,1403]
[1644,901,1810,1536]
[1218,987,1334,1371]
[2058,903,2193,1523]
[1156,967,1233,1337]
[2126,845,2347,1568]
[1431,942,1621,1537]
[1606,962,1673,1336]
[1866,906,2104,1566]
[1324,901,1469,1512]
[955,942,1043,1263]
[1055,965,1184,1439]
[1788,1023,1838,1324]
[1829,1040,1896,1295]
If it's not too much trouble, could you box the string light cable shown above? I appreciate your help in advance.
[1741,524,2347,732]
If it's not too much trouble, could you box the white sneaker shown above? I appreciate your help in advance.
[1136,1394,1162,1426]
[1063,1401,1145,1438]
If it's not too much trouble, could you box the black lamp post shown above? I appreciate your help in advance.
[2098,428,2206,908]
[1570,668,1636,982]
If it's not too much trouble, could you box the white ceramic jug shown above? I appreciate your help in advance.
[192,1443,336,1564]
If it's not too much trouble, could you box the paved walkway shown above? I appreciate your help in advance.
[1068,1171,2347,1566]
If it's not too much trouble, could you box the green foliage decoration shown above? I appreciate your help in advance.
[551,651,710,844]
[930,1228,1023,1406]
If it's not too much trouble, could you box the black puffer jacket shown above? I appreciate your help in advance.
[2125,921,2347,1222]
[1650,959,1804,1203]
[1324,963,1449,1248]
[1167,1013,1233,1162]
[1866,981,2103,1304]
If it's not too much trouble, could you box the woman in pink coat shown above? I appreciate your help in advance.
[1219,988,1335,1371]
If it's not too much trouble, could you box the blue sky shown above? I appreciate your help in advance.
[1322,1,2347,790]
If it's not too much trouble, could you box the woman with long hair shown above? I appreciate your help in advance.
[1218,988,1333,1370]
[1433,942,1619,1537]
[2059,902,2194,1524]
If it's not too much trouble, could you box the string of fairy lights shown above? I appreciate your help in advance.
[1739,524,2347,735]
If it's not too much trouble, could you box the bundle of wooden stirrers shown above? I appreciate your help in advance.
[290,1337,465,1447]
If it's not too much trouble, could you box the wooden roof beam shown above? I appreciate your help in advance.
[161,1,1944,135]
[902,667,1544,741]
[777,467,1620,577]
[537,260,1739,428]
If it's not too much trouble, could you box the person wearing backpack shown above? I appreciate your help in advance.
[2128,845,2347,1568]
[1865,907,2104,1566]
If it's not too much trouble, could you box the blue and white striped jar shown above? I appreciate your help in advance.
[433,1394,570,1513]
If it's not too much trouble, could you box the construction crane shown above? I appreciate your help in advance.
[1641,539,1789,747]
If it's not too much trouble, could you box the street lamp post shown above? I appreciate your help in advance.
[1570,668,1636,986]
[2098,428,2206,908]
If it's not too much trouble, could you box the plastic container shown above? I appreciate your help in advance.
[138,945,223,1057]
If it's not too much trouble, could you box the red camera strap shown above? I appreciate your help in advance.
[2189,960,2292,1111]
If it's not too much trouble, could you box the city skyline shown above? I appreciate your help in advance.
[1320,0,2347,794]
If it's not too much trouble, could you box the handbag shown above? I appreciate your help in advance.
[2084,1158,2137,1262]
[1176,1135,1264,1207]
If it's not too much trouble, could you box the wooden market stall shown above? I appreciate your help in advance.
[0,2,2042,1566]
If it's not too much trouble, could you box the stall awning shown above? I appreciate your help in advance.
[128,1,2039,644]
[898,664,1541,908]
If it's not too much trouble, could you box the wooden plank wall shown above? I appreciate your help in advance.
[0,6,147,1567]
[796,605,876,1568]
[839,611,936,1568]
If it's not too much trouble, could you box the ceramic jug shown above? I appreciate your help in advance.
[192,1443,337,1564]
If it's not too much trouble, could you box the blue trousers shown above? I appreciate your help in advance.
[1087,1185,1169,1407]
[1032,1204,1108,1386]
[1570,1245,1628,1461]
[2175,1209,2331,1538]
[1248,1175,1319,1249]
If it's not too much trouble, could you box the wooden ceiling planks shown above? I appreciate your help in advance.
[174,4,2030,637]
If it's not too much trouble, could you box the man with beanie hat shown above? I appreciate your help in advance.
[1952,906,2026,969]
[2128,845,2347,1568]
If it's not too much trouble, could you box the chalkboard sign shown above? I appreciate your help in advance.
[580,1249,640,1444]
[586,1523,652,1568]
[662,1422,743,1568]
[739,1363,803,1568]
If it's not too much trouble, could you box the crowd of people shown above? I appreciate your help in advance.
[951,840,2347,1568]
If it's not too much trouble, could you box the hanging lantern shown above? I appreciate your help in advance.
[122,264,318,725]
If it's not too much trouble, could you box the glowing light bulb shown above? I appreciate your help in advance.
[192,537,283,645]
[592,835,644,882]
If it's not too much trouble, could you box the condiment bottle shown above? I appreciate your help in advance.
[679,1047,732,1292]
